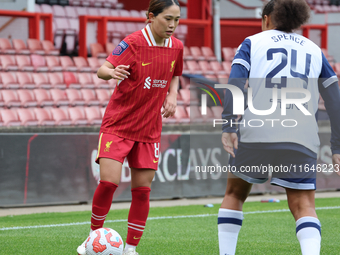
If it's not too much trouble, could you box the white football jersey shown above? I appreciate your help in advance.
[230,30,338,154]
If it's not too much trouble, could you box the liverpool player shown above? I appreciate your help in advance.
[218,0,340,255]
[77,1,183,255]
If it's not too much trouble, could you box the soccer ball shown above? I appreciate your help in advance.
[85,228,124,255]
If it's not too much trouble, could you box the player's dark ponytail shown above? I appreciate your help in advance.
[262,0,310,32]
[145,0,180,22]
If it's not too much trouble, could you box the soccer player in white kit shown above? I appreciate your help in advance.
[218,0,340,254]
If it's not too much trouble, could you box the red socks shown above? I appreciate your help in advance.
[126,187,151,246]
[91,183,151,248]
[91,180,118,231]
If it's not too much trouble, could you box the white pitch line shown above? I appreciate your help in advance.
[1,206,340,231]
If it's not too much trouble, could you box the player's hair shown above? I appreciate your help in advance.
[262,0,310,32]
[145,0,180,22]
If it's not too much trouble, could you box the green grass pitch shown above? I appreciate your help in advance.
[0,198,339,254]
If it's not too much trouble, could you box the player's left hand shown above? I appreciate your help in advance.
[332,154,340,176]
[162,92,177,118]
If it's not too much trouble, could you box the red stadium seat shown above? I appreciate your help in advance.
[78,73,95,89]
[1,72,20,89]
[27,39,45,55]
[63,72,81,89]
[108,78,117,88]
[95,89,111,106]
[190,46,205,61]
[183,46,194,60]
[107,22,118,41]
[0,38,16,54]
[17,90,37,107]
[33,89,54,107]
[68,107,88,125]
[81,89,100,106]
[92,73,110,89]
[64,6,78,18]
[110,9,119,17]
[0,89,4,107]
[118,9,130,17]
[16,72,35,89]
[0,109,21,126]
[75,6,88,16]
[15,55,34,72]
[179,76,190,90]
[32,73,52,89]
[87,7,99,16]
[174,105,190,123]
[0,111,3,126]
[217,74,229,84]
[87,57,101,72]
[222,47,235,62]
[112,22,127,40]
[98,8,110,16]
[54,18,77,53]
[174,24,187,43]
[222,61,232,74]
[1,90,21,107]
[130,10,141,17]
[33,108,55,126]
[80,0,90,7]
[68,0,81,6]
[84,106,102,125]
[186,60,203,75]
[41,40,59,55]
[198,60,215,75]
[0,55,18,71]
[50,89,69,106]
[186,105,203,123]
[182,61,190,74]
[210,61,228,75]
[50,108,72,126]
[60,56,78,72]
[40,4,53,14]
[48,72,67,89]
[106,42,115,56]
[45,56,63,72]
[90,43,107,58]
[204,74,218,81]
[12,39,30,55]
[179,89,191,105]
[31,54,49,72]
[201,47,217,61]
[73,56,92,72]
[211,106,223,119]
[65,89,85,106]
[100,107,106,117]
[34,4,41,13]
[16,108,39,126]
[52,5,66,17]
[125,22,139,36]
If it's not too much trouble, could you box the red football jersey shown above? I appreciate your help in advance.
[101,24,184,143]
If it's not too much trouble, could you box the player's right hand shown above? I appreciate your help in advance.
[222,132,238,158]
[110,65,130,80]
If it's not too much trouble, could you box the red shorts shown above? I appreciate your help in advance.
[95,133,160,170]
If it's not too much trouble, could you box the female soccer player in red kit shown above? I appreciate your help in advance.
[77,1,183,254]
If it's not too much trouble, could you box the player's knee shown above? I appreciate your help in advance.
[225,186,248,202]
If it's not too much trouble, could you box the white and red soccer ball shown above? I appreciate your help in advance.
[85,228,124,255]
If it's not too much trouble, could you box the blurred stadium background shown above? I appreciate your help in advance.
[0,0,339,207]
